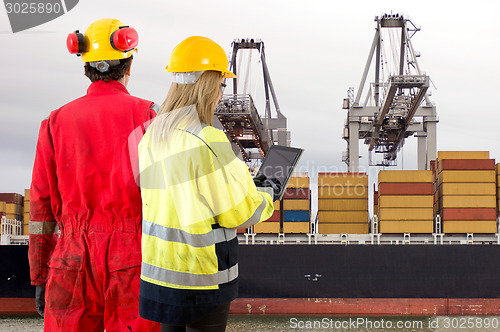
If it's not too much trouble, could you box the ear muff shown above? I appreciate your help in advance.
[110,26,138,52]
[67,30,85,56]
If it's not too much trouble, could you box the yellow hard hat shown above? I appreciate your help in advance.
[165,36,236,79]
[68,18,138,62]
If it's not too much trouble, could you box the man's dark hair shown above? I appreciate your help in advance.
[84,56,133,83]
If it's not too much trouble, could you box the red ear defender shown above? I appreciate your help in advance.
[110,26,139,52]
[67,30,85,56]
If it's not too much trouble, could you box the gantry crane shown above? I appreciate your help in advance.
[343,14,438,171]
[215,39,289,162]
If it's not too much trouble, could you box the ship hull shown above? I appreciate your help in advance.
[2,244,500,315]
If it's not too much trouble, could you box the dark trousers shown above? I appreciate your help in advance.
[161,303,231,332]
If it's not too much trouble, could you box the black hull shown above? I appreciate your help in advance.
[2,244,500,299]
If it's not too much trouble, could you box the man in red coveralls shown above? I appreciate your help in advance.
[28,18,160,332]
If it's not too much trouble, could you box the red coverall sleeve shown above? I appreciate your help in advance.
[28,118,59,286]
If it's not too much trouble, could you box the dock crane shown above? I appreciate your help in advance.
[215,39,289,162]
[343,14,438,171]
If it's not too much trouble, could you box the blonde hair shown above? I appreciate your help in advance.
[158,70,222,126]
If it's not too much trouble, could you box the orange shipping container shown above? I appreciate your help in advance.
[439,195,496,209]
[318,211,369,223]
[378,170,433,183]
[318,186,368,199]
[437,151,489,160]
[378,208,434,221]
[438,183,496,196]
[253,222,280,234]
[318,222,369,234]
[442,220,497,234]
[438,170,496,185]
[317,172,368,187]
[283,222,309,234]
[283,199,310,211]
[379,220,434,234]
[318,198,367,211]
[287,176,310,188]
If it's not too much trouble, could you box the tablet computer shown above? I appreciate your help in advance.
[255,145,304,201]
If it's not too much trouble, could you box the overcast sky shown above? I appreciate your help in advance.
[1,0,499,211]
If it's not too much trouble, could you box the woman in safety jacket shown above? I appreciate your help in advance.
[138,36,279,331]
[28,18,160,332]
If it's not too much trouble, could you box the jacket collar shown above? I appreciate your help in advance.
[87,80,130,96]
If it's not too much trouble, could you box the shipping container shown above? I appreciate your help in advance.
[318,211,369,223]
[283,222,309,234]
[378,183,433,196]
[318,198,367,211]
[378,170,433,183]
[442,220,497,234]
[378,195,433,209]
[287,176,310,188]
[283,188,310,199]
[318,222,369,234]
[283,210,309,222]
[437,159,495,172]
[439,195,496,209]
[0,193,23,205]
[441,208,497,221]
[379,220,434,234]
[437,151,489,160]
[253,222,280,234]
[378,208,434,221]
[283,199,310,211]
[438,183,496,196]
[266,210,280,222]
[317,172,368,187]
[6,203,23,215]
[437,170,496,185]
[24,189,30,201]
[318,186,368,199]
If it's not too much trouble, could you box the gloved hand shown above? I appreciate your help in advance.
[253,174,282,201]
[35,285,45,317]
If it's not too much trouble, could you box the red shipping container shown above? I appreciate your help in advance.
[0,193,23,205]
[379,183,434,195]
[283,188,310,199]
[438,159,495,172]
[237,228,246,234]
[441,208,497,221]
[266,210,281,222]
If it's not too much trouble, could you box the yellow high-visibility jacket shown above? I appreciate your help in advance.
[138,122,273,324]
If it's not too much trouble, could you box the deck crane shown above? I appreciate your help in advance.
[342,14,438,171]
[215,38,289,163]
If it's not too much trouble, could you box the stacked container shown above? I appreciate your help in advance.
[497,163,500,217]
[253,199,281,234]
[377,170,434,233]
[24,189,30,235]
[0,193,24,221]
[436,151,497,234]
[282,173,310,234]
[317,172,369,234]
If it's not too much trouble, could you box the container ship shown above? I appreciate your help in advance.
[2,14,500,316]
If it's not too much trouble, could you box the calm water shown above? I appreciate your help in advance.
[1,315,499,331]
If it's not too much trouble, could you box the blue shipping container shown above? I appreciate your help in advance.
[284,210,310,222]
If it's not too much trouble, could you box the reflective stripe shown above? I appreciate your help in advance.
[29,220,57,235]
[237,194,269,228]
[142,262,238,287]
[143,220,236,247]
